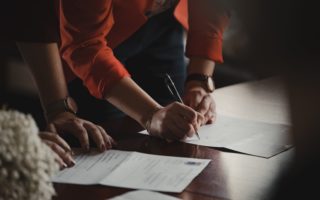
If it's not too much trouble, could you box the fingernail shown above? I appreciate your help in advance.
[62,163,68,169]
[70,159,76,166]
[100,144,106,152]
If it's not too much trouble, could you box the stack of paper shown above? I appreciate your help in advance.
[52,150,210,192]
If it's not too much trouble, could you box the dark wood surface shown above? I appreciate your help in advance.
[53,116,293,200]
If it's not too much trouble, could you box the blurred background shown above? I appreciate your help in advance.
[0,41,46,128]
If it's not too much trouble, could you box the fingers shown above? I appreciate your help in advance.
[97,125,116,148]
[68,121,90,151]
[173,102,197,123]
[43,139,75,168]
[183,87,216,125]
[83,122,106,152]
[150,101,206,140]
[185,94,201,109]
[197,95,212,115]
[52,151,67,169]
[174,102,204,129]
[204,101,216,124]
[163,120,190,140]
[50,112,116,152]
[82,123,115,152]
[40,132,72,153]
[183,89,203,109]
[175,115,197,138]
[157,102,201,139]
[197,95,215,125]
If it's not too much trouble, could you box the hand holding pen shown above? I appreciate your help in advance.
[143,74,204,141]
[164,73,202,140]
[146,103,203,140]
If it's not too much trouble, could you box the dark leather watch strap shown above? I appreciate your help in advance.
[186,73,210,83]
[44,96,78,121]
[185,73,215,93]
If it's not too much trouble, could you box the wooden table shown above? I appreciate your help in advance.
[54,77,294,200]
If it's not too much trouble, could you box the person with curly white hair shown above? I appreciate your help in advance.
[0,109,59,200]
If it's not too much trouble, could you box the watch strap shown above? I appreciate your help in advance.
[185,73,215,93]
[44,96,77,121]
[185,73,211,83]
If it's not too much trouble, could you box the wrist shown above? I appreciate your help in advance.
[141,106,162,134]
[185,81,208,94]
[46,111,76,123]
[44,96,78,122]
[185,73,215,93]
[187,57,215,75]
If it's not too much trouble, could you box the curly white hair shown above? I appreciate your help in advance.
[0,109,59,200]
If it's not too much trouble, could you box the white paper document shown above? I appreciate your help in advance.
[140,115,292,158]
[52,150,210,192]
[108,190,181,200]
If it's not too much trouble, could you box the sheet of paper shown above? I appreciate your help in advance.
[100,151,210,192]
[52,150,210,192]
[108,190,181,200]
[140,115,292,158]
[52,150,131,184]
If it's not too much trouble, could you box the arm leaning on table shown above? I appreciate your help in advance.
[16,42,115,167]
[59,0,204,140]
[6,0,114,169]
[183,0,230,125]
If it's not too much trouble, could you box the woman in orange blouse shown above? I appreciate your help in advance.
[59,0,229,140]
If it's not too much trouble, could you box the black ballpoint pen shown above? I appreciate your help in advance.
[164,73,201,140]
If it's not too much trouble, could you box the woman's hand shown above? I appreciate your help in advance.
[39,131,75,169]
[183,86,216,125]
[148,102,204,140]
[47,112,115,152]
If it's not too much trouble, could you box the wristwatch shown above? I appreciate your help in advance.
[45,96,78,120]
[185,73,215,93]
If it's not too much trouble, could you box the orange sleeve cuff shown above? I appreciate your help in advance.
[186,1,230,64]
[186,33,224,63]
[83,48,130,99]
[59,0,131,100]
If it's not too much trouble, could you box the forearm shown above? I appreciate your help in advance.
[104,77,162,127]
[186,57,215,91]
[184,57,216,125]
[187,57,215,75]
[17,42,114,152]
[16,42,68,106]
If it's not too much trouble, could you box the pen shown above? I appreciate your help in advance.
[164,73,201,139]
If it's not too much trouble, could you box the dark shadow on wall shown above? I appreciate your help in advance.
[0,41,46,130]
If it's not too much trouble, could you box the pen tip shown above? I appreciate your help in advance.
[196,132,200,140]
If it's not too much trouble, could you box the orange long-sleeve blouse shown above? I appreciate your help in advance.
[58,0,229,99]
